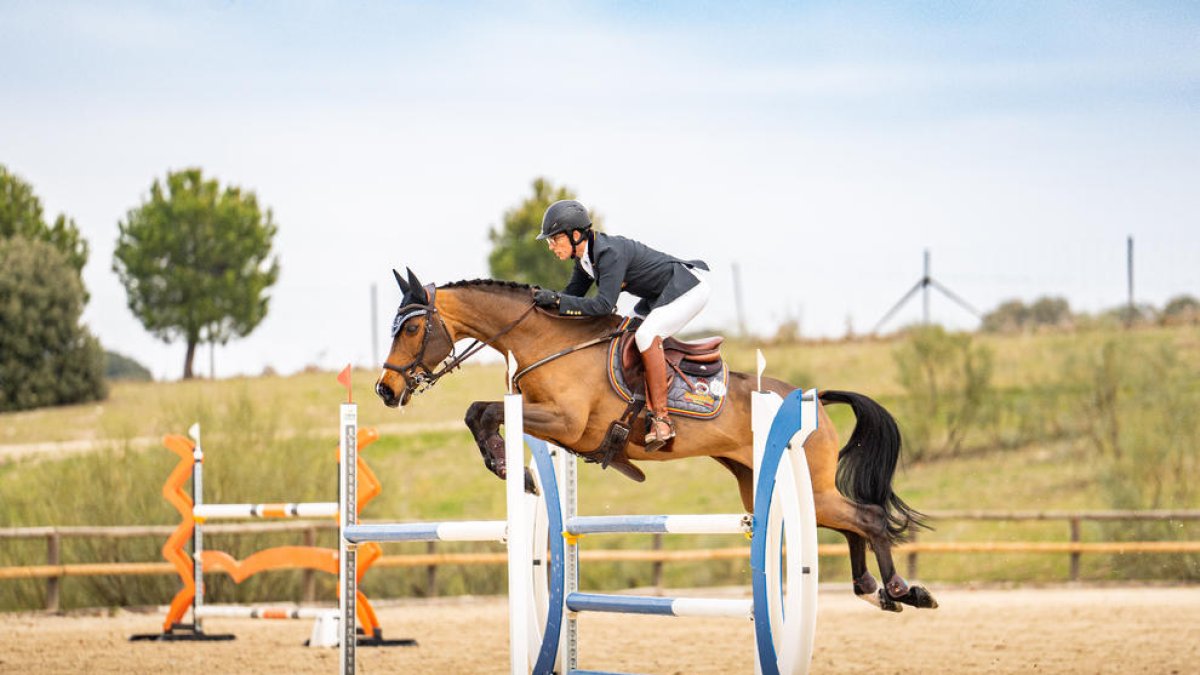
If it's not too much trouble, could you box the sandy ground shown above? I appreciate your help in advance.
[1,586,1198,674]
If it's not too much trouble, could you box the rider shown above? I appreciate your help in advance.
[532,199,710,451]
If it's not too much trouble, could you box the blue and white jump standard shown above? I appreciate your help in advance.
[543,361,820,675]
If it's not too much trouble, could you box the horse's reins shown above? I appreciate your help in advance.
[510,329,624,392]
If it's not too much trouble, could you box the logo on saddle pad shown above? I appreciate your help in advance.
[607,333,729,419]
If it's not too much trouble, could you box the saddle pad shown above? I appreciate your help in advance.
[607,339,729,419]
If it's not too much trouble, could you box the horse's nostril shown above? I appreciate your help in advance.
[376,383,392,400]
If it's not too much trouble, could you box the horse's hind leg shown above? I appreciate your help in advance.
[854,505,938,610]
[838,529,902,612]
[817,494,937,611]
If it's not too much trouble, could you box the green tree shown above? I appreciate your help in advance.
[1028,296,1071,327]
[487,177,602,289]
[113,168,280,379]
[0,237,107,412]
[0,164,88,275]
[980,299,1029,333]
[1161,294,1200,325]
[104,350,153,381]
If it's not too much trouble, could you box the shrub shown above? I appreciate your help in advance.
[892,325,994,461]
[0,237,107,411]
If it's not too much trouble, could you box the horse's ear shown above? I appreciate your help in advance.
[393,269,410,295]
[406,268,428,304]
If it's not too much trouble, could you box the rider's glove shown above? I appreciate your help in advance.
[533,289,561,309]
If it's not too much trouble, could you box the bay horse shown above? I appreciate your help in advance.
[374,270,937,611]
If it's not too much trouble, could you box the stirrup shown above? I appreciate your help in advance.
[644,415,675,452]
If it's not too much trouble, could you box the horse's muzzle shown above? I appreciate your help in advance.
[375,381,400,408]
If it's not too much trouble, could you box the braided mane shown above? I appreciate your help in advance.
[442,278,540,292]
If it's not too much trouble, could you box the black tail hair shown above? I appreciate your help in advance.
[819,390,929,543]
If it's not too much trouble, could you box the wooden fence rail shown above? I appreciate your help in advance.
[2,510,1197,611]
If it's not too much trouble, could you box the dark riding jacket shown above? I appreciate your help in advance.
[557,232,709,317]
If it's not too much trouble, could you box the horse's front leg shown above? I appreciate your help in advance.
[465,401,505,479]
[463,400,538,493]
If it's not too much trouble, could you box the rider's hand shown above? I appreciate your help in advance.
[533,289,560,309]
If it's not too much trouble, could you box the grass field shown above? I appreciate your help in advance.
[1,325,1197,611]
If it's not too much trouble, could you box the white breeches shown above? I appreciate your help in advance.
[635,267,711,352]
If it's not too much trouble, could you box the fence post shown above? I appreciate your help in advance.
[1069,518,1081,582]
[45,532,61,612]
[425,541,438,597]
[302,526,317,602]
[906,530,919,580]
[652,533,664,595]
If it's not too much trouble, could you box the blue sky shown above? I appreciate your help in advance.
[2,1,1197,379]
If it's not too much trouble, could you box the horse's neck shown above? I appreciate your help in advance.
[437,286,542,363]
[437,285,606,366]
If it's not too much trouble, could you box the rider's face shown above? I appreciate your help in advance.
[546,232,576,260]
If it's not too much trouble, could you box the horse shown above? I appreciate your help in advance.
[375,269,937,612]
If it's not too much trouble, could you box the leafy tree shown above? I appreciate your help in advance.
[105,351,153,381]
[487,177,602,289]
[1028,296,1071,327]
[982,296,1072,333]
[113,168,280,379]
[981,299,1029,333]
[0,237,107,412]
[1161,294,1200,325]
[0,164,88,275]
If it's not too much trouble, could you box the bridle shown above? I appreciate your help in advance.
[382,285,537,399]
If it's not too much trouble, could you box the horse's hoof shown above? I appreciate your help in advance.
[898,585,938,609]
[877,590,903,613]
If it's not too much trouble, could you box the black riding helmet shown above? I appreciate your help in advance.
[536,200,592,243]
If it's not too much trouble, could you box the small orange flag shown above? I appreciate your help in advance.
[337,365,352,403]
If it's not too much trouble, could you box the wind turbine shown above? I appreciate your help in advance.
[872,249,980,335]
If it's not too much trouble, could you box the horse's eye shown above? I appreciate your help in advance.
[405,323,419,335]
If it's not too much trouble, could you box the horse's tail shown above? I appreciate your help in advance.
[818,390,928,543]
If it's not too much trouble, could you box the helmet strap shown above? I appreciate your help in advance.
[567,229,587,259]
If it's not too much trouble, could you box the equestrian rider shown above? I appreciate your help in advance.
[532,199,711,452]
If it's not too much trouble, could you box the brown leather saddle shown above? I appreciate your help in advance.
[576,329,726,482]
[616,331,725,392]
